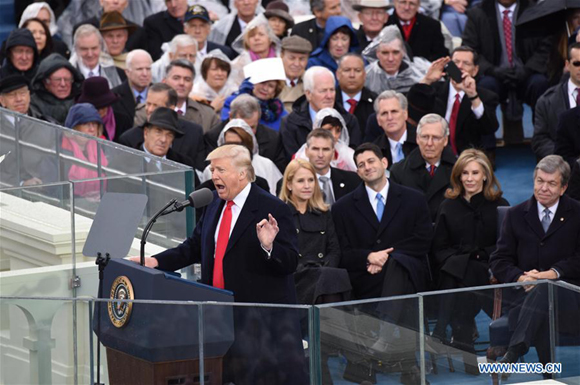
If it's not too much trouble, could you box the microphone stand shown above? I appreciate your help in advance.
[140,198,178,266]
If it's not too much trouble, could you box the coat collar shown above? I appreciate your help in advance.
[522,195,572,239]
[352,181,403,237]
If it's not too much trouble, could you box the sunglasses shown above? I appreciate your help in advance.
[571,61,580,67]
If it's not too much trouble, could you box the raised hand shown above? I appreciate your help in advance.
[256,213,279,251]
[422,57,450,85]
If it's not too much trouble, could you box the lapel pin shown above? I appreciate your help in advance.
[368,98,373,103]
[309,28,313,33]
[340,183,345,188]
[560,217,564,221]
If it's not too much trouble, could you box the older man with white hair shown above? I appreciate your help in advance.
[112,49,153,121]
[280,65,362,160]
[70,24,125,88]
[151,34,198,83]
[363,25,430,95]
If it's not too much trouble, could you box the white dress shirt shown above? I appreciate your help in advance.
[387,130,407,162]
[445,83,484,122]
[214,182,252,243]
[365,180,389,217]
[78,61,100,78]
[537,200,559,224]
[567,79,579,109]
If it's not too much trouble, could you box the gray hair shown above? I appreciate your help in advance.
[417,113,449,137]
[165,59,195,79]
[534,155,571,186]
[303,66,335,92]
[126,49,152,70]
[311,0,326,13]
[168,34,198,54]
[73,24,103,49]
[230,94,261,119]
[373,90,408,113]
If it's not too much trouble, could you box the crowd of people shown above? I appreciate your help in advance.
[2,1,580,385]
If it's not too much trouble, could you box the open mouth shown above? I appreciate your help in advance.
[214,183,226,193]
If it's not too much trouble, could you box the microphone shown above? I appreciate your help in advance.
[163,188,214,215]
[140,188,214,265]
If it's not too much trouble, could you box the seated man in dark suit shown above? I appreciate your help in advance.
[390,113,456,221]
[209,0,261,48]
[112,49,153,122]
[532,43,580,160]
[118,83,206,172]
[291,0,341,50]
[555,105,580,168]
[183,4,236,61]
[462,0,550,142]
[408,46,499,159]
[130,144,307,385]
[373,90,418,169]
[205,94,286,171]
[280,66,361,160]
[490,155,580,365]
[336,53,377,140]
[143,0,188,60]
[352,0,390,53]
[386,0,448,61]
[332,142,433,384]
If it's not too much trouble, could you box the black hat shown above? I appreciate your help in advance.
[0,75,30,94]
[184,4,211,23]
[77,76,119,108]
[144,107,184,137]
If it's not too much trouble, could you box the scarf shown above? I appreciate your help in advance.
[61,136,108,197]
[249,46,277,62]
[101,106,116,140]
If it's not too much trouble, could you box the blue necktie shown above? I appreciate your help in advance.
[376,193,384,221]
[541,208,551,233]
[394,142,404,163]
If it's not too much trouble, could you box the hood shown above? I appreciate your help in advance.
[313,107,350,145]
[31,53,83,95]
[65,103,103,129]
[217,118,260,155]
[315,16,359,53]
[4,28,40,68]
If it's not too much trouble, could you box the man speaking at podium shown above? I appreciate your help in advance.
[131,144,307,384]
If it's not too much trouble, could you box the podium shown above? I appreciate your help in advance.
[95,258,234,385]
[86,193,233,385]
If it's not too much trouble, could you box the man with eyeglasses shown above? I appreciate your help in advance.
[386,0,449,61]
[533,42,580,161]
[352,0,390,53]
[390,113,456,221]
[29,53,83,125]
[407,46,499,161]
[0,75,56,187]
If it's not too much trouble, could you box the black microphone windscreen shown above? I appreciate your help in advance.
[190,188,214,208]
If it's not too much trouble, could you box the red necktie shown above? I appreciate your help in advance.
[213,201,234,289]
[503,10,513,66]
[177,109,184,116]
[347,99,357,114]
[401,22,412,41]
[449,94,461,155]
[429,165,436,177]
[290,80,296,87]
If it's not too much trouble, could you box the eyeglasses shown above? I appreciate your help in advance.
[418,134,444,143]
[47,77,74,84]
[570,61,580,67]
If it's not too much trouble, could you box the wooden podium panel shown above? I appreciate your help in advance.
[106,348,222,385]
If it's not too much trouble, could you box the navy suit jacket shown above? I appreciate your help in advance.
[155,184,300,304]
[490,195,580,287]
[332,181,433,299]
